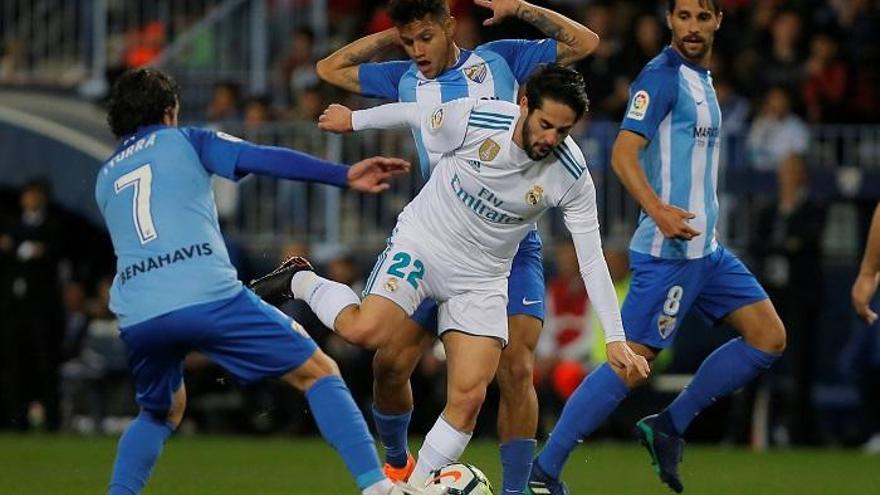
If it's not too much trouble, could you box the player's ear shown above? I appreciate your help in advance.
[519,95,529,114]
[445,16,456,39]
[666,12,673,31]
[715,11,723,30]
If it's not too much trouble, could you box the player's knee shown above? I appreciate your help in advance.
[165,391,187,428]
[447,385,488,422]
[496,353,535,394]
[373,349,417,386]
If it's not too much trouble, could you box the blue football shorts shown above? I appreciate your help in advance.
[410,229,546,333]
[120,288,317,415]
[621,245,768,349]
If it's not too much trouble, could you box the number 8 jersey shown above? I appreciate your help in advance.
[95,125,244,327]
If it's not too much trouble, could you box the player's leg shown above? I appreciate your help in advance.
[372,303,436,479]
[496,314,541,493]
[531,252,698,492]
[638,247,784,493]
[410,330,503,484]
[496,233,545,494]
[109,312,189,495]
[659,283,785,436]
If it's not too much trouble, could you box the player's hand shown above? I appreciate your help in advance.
[852,271,880,324]
[347,156,411,193]
[648,203,701,241]
[606,341,650,381]
[474,0,523,26]
[318,104,354,134]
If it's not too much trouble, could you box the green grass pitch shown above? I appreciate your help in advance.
[0,434,874,494]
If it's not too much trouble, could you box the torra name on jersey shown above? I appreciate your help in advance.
[450,174,524,224]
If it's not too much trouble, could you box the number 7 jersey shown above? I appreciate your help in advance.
[95,125,245,327]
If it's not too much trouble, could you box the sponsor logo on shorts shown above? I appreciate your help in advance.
[522,297,542,306]
[384,277,399,292]
[658,315,677,339]
[291,321,309,338]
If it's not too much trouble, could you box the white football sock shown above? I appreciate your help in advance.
[291,271,360,330]
[362,478,394,495]
[410,415,472,484]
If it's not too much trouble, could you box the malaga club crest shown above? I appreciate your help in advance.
[430,108,444,130]
[525,185,544,205]
[658,315,677,339]
[479,138,500,161]
[463,63,488,84]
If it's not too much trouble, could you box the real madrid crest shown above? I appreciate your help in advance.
[463,63,488,84]
[429,107,444,130]
[479,138,500,161]
[525,185,544,206]
[384,277,399,292]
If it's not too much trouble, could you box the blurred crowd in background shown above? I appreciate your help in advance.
[2,0,880,453]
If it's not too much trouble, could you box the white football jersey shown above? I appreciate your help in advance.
[394,98,599,277]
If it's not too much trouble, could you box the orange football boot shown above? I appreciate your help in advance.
[383,454,415,482]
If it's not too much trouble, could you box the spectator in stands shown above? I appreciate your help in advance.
[243,95,275,135]
[751,156,827,445]
[575,2,623,121]
[2,180,66,431]
[289,85,327,122]
[803,33,850,123]
[746,87,809,172]
[276,27,320,103]
[758,10,805,96]
[205,81,242,123]
[619,13,664,78]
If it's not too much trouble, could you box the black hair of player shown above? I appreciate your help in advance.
[525,64,590,120]
[107,68,180,139]
[387,0,450,27]
[668,0,721,15]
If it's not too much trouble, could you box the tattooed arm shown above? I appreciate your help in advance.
[475,0,599,66]
[315,28,399,94]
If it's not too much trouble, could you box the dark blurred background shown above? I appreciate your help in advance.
[1,0,879,453]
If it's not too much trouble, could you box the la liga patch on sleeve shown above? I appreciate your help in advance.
[626,90,650,121]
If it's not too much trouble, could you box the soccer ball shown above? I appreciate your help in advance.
[424,462,494,495]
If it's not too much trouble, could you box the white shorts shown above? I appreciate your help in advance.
[363,230,510,344]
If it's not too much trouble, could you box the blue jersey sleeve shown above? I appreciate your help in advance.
[182,127,349,187]
[620,67,678,142]
[359,61,411,100]
[181,127,248,181]
[481,39,557,83]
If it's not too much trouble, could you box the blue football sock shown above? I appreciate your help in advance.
[500,438,536,494]
[306,375,385,490]
[536,363,628,480]
[371,404,412,468]
[108,412,174,495]
[665,337,779,435]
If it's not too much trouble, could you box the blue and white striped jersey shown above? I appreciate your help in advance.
[622,46,722,260]
[359,39,557,178]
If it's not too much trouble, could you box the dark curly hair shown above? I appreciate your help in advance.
[668,0,720,15]
[387,0,450,27]
[525,64,590,120]
[107,68,180,139]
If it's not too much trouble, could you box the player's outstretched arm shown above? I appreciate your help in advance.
[611,130,700,240]
[315,28,398,94]
[853,202,880,324]
[319,102,422,133]
[234,141,409,193]
[475,0,599,65]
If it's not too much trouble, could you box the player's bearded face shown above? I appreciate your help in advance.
[521,100,578,161]
[398,16,456,79]
[667,0,722,62]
